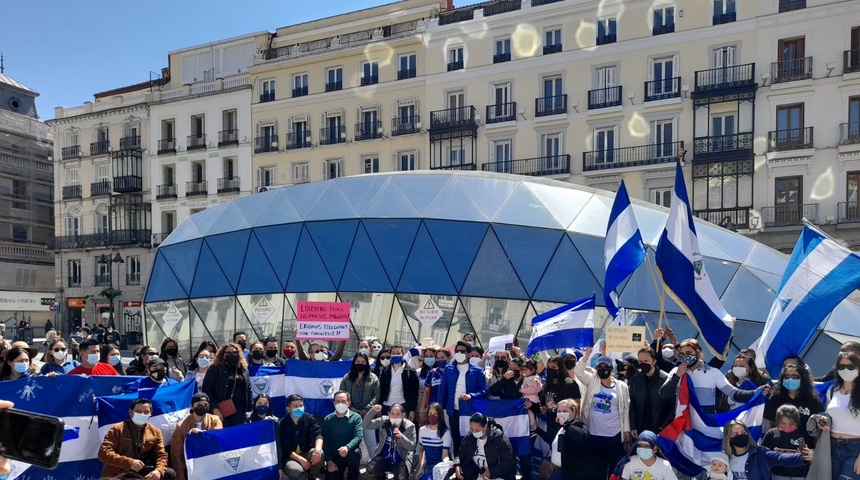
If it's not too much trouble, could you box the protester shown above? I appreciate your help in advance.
[417,343,437,419]
[202,342,252,427]
[262,336,284,366]
[40,339,79,375]
[816,341,860,382]
[98,397,176,480]
[651,327,679,373]
[321,391,363,480]
[363,403,417,480]
[159,338,186,381]
[127,345,158,376]
[0,346,31,381]
[132,358,179,390]
[300,340,346,362]
[539,355,581,431]
[488,356,524,399]
[379,345,419,419]
[250,393,277,422]
[485,350,510,395]
[533,398,593,480]
[453,412,515,480]
[723,419,810,480]
[282,340,298,361]
[339,352,379,462]
[416,402,452,480]
[629,347,674,437]
[761,404,814,480]
[69,326,90,361]
[823,351,860,480]
[468,346,484,369]
[68,338,117,375]
[186,341,216,387]
[372,347,391,378]
[248,340,275,376]
[171,392,222,480]
[101,343,125,375]
[439,341,488,455]
[233,331,248,354]
[421,347,450,416]
[721,354,771,411]
[619,430,678,480]
[278,394,324,480]
[762,362,822,432]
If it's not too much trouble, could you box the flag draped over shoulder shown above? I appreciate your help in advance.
[185,419,279,480]
[655,162,734,359]
[526,295,595,356]
[604,180,647,318]
[284,360,352,417]
[755,224,860,375]
[250,365,287,417]
[97,379,196,446]
[458,400,530,456]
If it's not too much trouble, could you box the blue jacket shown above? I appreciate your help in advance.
[439,362,487,416]
[731,445,806,480]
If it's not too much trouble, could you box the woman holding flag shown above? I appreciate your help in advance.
[723,419,810,479]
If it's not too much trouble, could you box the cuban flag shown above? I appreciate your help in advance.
[284,360,352,417]
[754,224,860,375]
[657,374,767,476]
[458,399,530,456]
[655,162,734,360]
[97,379,196,446]
[250,365,287,418]
[0,375,136,480]
[184,420,279,480]
[604,180,647,318]
[526,295,594,356]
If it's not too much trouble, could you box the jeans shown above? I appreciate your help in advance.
[832,437,860,480]
[588,433,624,480]
[362,428,378,462]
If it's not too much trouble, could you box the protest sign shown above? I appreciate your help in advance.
[605,325,647,352]
[296,301,350,340]
[488,334,514,353]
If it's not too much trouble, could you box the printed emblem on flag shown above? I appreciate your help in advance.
[693,260,704,276]
[253,378,270,395]
[319,380,334,396]
[220,452,245,473]
[17,381,41,401]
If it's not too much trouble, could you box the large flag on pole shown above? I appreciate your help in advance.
[655,162,734,359]
[604,180,647,318]
[755,224,860,375]
[526,295,594,356]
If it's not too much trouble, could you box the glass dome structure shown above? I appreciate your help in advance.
[144,171,856,375]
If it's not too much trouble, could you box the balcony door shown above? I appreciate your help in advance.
[849,97,860,142]
[292,120,307,146]
[713,46,736,83]
[327,116,342,143]
[493,83,511,120]
[493,140,512,173]
[652,120,675,158]
[711,114,736,151]
[595,128,615,165]
[448,91,465,122]
[775,176,803,224]
[362,110,378,138]
[595,66,617,104]
[778,37,805,77]
[543,76,562,109]
[776,103,804,146]
[399,103,415,128]
[650,56,676,95]
[542,133,562,170]
[163,165,174,187]
[848,171,860,220]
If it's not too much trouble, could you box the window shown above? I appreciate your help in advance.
[94,204,109,234]
[64,215,80,237]
[257,121,277,153]
[222,109,236,132]
[398,54,417,79]
[293,163,309,184]
[597,18,617,44]
[594,127,616,165]
[96,126,109,143]
[162,165,175,186]
[290,118,309,149]
[448,148,466,166]
[774,176,803,224]
[190,114,205,149]
[395,100,417,134]
[191,161,206,183]
[65,167,80,187]
[398,151,417,171]
[261,79,276,102]
[494,38,511,63]
[95,163,110,183]
[489,83,513,123]
[847,172,860,220]
[292,73,309,97]
[68,260,82,287]
[363,156,380,174]
[651,119,676,158]
[653,6,675,34]
[776,103,804,134]
[323,114,344,145]
[491,139,513,173]
[544,28,562,54]
[64,129,79,147]
[775,37,808,82]
[361,61,379,86]
[541,132,563,162]
[647,55,678,99]
[358,108,380,141]
[324,159,343,179]
[11,225,26,241]
[96,262,111,286]
[127,256,141,285]
[539,76,565,116]
[712,114,736,142]
[448,47,464,71]
[223,157,235,179]
[326,67,343,92]
[713,0,736,24]
[162,211,176,234]
[258,166,276,188]
[651,187,673,207]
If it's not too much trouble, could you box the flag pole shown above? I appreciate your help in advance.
[644,250,670,351]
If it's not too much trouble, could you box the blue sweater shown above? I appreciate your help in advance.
[731,445,806,480]
[438,362,487,416]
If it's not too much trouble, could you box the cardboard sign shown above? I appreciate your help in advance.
[296,301,350,340]
[488,334,514,353]
[604,326,647,353]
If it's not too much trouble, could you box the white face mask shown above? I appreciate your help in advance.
[469,357,481,367]
[108,355,121,366]
[453,353,467,364]
[472,430,484,439]
[662,348,675,360]
[390,417,403,426]
[314,352,326,361]
[557,411,570,423]
[732,366,748,378]
[197,357,211,368]
[334,403,349,414]
[131,413,150,426]
[52,350,67,361]
[87,353,100,365]
[359,348,370,356]
[380,359,391,367]
[839,368,859,382]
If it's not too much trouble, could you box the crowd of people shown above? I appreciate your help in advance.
[0,324,858,480]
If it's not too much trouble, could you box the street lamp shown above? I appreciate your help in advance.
[97,252,124,329]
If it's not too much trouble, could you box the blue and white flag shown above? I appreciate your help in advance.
[185,420,279,480]
[284,360,352,417]
[250,365,287,418]
[458,399,530,456]
[526,295,594,356]
[97,379,196,446]
[754,224,860,375]
[655,162,734,359]
[604,180,647,318]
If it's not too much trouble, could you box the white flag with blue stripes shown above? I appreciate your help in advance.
[755,224,860,375]
[458,399,530,455]
[97,379,196,446]
[655,162,734,359]
[526,295,594,356]
[284,360,352,417]
[185,419,279,480]
[604,180,646,318]
[250,365,287,417]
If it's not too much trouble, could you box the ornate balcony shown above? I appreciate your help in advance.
[62,145,81,160]
[588,86,622,109]
[187,134,207,151]
[355,121,382,141]
[693,133,754,159]
[260,91,276,103]
[286,132,311,150]
[767,127,813,152]
[325,81,342,92]
[429,106,476,131]
[62,185,82,199]
[218,130,238,147]
[838,202,860,224]
[486,102,516,124]
[392,115,421,136]
[762,204,817,227]
[255,135,279,153]
[644,77,681,102]
[157,139,176,155]
[844,50,860,74]
[771,57,813,83]
[583,141,684,172]
[840,123,860,145]
[292,86,308,98]
[481,154,570,176]
[91,140,110,156]
[694,208,750,231]
[319,126,347,145]
[217,177,240,194]
[119,136,140,150]
[694,64,756,93]
[156,184,177,200]
[186,181,208,197]
[90,180,111,197]
[535,94,567,117]
[397,68,416,80]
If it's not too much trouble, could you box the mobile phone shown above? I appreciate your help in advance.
[0,408,64,469]
[797,437,805,451]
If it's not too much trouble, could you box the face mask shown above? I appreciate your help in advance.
[494,360,508,371]
[359,348,370,356]
[424,358,437,367]
[564,360,577,371]
[469,357,481,367]
[372,345,382,354]
[109,355,121,366]
[131,413,150,426]
[390,417,402,426]
[391,355,403,364]
[164,348,178,357]
[237,340,247,350]
[782,378,801,391]
[557,411,570,423]
[87,353,100,365]
[436,360,448,369]
[545,369,558,380]
[13,363,28,374]
[778,424,798,434]
[283,348,296,358]
[472,430,484,439]
[466,342,474,348]
[266,349,278,359]
[428,415,439,426]
[192,405,209,416]
[596,368,612,379]
[453,353,467,364]
[314,352,327,361]
[352,364,368,374]
[729,434,749,449]
[637,448,655,461]
[334,403,349,414]
[255,405,270,417]
[681,354,698,366]
[839,368,859,382]
[197,357,211,368]
[224,354,239,366]
[639,363,652,374]
[732,366,748,378]
[151,370,167,381]
[380,359,391,367]
[251,351,264,361]
[292,407,305,419]
[662,348,675,360]
[52,350,67,361]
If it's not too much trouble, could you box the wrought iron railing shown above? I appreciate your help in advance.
[771,57,813,83]
[644,77,681,102]
[119,136,140,150]
[481,154,570,176]
[319,126,346,145]
[156,184,177,200]
[429,106,476,129]
[583,141,684,172]
[486,102,516,124]
[186,181,208,197]
[187,134,207,150]
[254,135,278,153]
[535,94,567,116]
[694,133,754,155]
[839,202,860,224]
[90,181,111,197]
[762,204,817,227]
[217,177,240,194]
[218,129,238,146]
[62,145,81,159]
[62,185,82,199]
[355,121,382,141]
[392,115,421,136]
[694,63,755,92]
[767,127,813,152]
[840,122,860,145]
[587,86,621,109]
[157,139,175,155]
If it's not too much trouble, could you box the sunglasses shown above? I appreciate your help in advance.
[52,348,67,352]
[838,364,857,371]
[380,356,392,360]
[783,375,801,380]
[455,350,468,354]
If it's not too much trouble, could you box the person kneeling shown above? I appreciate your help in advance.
[98,397,176,480]
[454,413,516,480]
[619,430,677,480]
[363,403,417,480]
[171,392,222,480]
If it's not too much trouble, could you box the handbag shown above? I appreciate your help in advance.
[217,369,239,417]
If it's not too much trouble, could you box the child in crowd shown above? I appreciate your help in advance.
[519,359,542,430]
[706,453,733,480]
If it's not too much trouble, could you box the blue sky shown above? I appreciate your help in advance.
[0,0,397,119]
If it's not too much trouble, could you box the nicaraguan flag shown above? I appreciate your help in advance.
[458,400,530,456]
[754,224,860,375]
[525,295,594,356]
[185,419,279,480]
[284,360,352,417]
[97,379,196,446]
[655,162,734,359]
[604,180,647,318]
[250,365,287,418]
[657,374,767,476]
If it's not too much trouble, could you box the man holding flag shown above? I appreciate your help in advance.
[98,397,176,480]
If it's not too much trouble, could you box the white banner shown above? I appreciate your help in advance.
[0,291,54,311]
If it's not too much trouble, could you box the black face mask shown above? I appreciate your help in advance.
[352,364,368,374]
[495,360,508,371]
[192,405,209,416]
[596,368,613,379]
[545,369,558,380]
[639,363,652,374]
[265,349,278,359]
[237,341,247,350]
[224,354,239,366]
[730,434,749,449]
[151,370,167,381]
[251,351,264,361]
[564,360,577,371]
[164,348,178,357]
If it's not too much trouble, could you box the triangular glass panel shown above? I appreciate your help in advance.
[306,220,360,287]
[630,203,670,246]
[532,235,603,304]
[742,243,788,275]
[207,202,252,236]
[568,233,608,289]
[255,224,303,290]
[460,230,529,299]
[144,251,189,302]
[234,190,277,226]
[336,176,390,216]
[204,230,251,291]
[742,265,783,291]
[439,297,472,347]
[339,223,394,292]
[283,180,330,220]
[285,226,336,292]
[720,267,776,321]
[617,252,683,315]
[381,295,409,345]
[456,176,518,221]
[822,299,860,336]
[363,219,421,288]
[568,195,614,238]
[160,218,203,247]
[702,257,740,298]
[459,296,529,345]
[364,179,421,218]
[188,204,228,236]
[696,233,737,264]
[307,182,360,221]
[237,232,284,295]
[400,294,452,341]
[696,222,755,263]
[394,174,450,216]
[250,188,305,228]
[190,242,236,298]
[494,225,563,297]
[424,219,487,292]
[518,302,540,346]
[159,239,203,296]
[493,183,562,229]
[425,177,487,222]
[397,223,457,295]
[525,182,594,230]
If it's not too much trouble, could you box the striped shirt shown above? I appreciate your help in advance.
[419,425,452,468]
